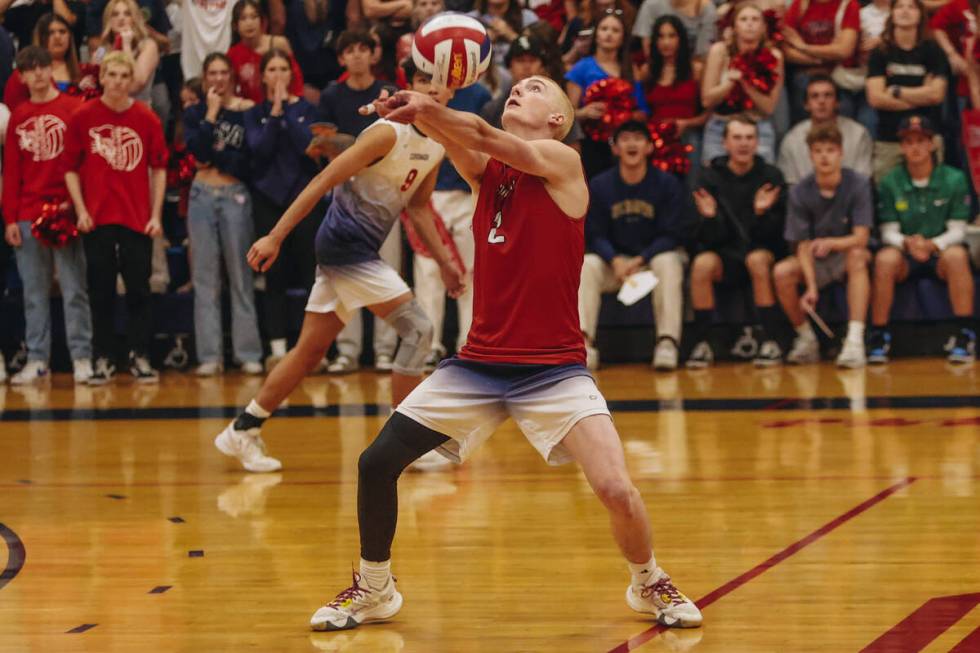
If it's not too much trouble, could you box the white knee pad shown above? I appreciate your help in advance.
[384,299,433,376]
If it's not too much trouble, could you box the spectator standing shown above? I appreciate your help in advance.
[633,0,717,62]
[184,52,263,376]
[64,51,168,384]
[227,0,305,104]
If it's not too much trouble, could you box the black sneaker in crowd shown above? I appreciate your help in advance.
[753,340,783,367]
[87,357,115,386]
[129,353,160,384]
[867,329,891,364]
[685,341,714,369]
[948,328,976,364]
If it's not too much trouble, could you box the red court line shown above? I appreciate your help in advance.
[861,593,980,652]
[950,624,980,652]
[608,476,919,653]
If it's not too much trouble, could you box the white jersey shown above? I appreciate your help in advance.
[315,119,445,266]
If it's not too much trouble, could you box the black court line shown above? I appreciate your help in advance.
[0,395,977,423]
[148,585,172,594]
[66,624,97,634]
[0,523,26,592]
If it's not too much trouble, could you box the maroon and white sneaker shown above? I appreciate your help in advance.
[626,567,702,628]
[310,571,403,631]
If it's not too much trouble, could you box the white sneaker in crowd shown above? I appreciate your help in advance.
[374,353,394,372]
[73,358,94,384]
[241,361,264,375]
[195,361,223,377]
[653,339,678,371]
[836,338,867,369]
[327,355,359,374]
[11,360,49,386]
[786,335,819,365]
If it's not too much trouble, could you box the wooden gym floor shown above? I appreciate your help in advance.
[0,360,978,652]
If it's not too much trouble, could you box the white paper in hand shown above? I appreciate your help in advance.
[617,271,658,306]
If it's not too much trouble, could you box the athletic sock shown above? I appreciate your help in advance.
[270,338,287,357]
[795,321,816,341]
[360,558,392,591]
[692,309,713,343]
[757,304,781,341]
[233,399,271,431]
[628,554,658,587]
[845,320,865,344]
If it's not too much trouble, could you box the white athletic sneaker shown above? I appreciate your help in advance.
[11,360,49,385]
[327,355,359,374]
[195,361,223,377]
[836,338,866,369]
[408,448,453,472]
[73,358,94,384]
[0,352,7,383]
[374,353,394,372]
[214,422,282,473]
[653,339,678,371]
[586,345,600,371]
[786,335,819,365]
[626,567,702,628]
[241,361,264,375]
[311,572,403,631]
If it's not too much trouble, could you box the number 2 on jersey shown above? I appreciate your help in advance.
[400,169,418,192]
[488,210,506,244]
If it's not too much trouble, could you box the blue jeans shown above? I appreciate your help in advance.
[702,116,776,165]
[13,222,92,363]
[838,88,877,138]
[188,180,262,365]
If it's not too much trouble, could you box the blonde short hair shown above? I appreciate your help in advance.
[100,50,135,77]
[529,75,575,140]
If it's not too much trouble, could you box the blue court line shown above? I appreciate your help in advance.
[0,395,977,422]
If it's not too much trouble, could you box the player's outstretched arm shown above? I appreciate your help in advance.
[404,167,466,298]
[413,116,489,191]
[379,91,580,187]
[247,124,397,272]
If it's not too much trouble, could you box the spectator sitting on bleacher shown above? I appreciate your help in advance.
[869,115,976,364]
[2,46,93,385]
[578,120,688,371]
[773,123,873,369]
[688,114,787,368]
[777,74,872,186]
[64,51,169,385]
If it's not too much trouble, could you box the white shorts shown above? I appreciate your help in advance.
[395,360,612,466]
[305,260,410,323]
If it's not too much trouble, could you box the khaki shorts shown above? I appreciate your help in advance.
[305,260,410,323]
[396,359,611,466]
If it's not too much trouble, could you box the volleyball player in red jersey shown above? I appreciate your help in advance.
[309,76,703,632]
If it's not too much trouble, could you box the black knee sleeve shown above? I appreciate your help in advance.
[358,413,450,561]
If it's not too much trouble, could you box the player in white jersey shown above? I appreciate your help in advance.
[213,60,465,473]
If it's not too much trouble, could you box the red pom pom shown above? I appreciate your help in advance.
[583,78,637,142]
[646,120,693,176]
[31,199,78,248]
[721,46,780,114]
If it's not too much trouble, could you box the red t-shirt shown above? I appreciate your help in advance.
[785,0,860,67]
[64,99,168,233]
[3,93,82,224]
[645,79,699,121]
[458,159,586,366]
[227,42,305,104]
[929,0,973,96]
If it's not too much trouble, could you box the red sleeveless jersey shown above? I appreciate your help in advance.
[458,159,586,366]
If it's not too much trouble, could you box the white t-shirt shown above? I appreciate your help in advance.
[860,3,889,38]
[180,0,233,79]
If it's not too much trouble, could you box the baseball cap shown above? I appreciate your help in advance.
[897,115,936,139]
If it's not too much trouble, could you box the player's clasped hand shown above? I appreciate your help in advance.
[360,89,429,124]
[248,235,282,272]
[441,260,467,299]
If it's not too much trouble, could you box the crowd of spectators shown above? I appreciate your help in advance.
[0,0,977,386]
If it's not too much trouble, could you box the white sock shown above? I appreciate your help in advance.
[245,399,272,419]
[360,558,392,591]
[270,338,287,357]
[628,554,657,587]
[795,322,816,341]
[846,320,865,344]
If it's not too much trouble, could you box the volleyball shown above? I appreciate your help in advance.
[411,12,492,89]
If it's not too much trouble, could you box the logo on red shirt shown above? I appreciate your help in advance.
[16,115,67,162]
[88,125,144,172]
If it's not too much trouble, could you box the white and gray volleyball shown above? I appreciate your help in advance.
[411,12,492,89]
